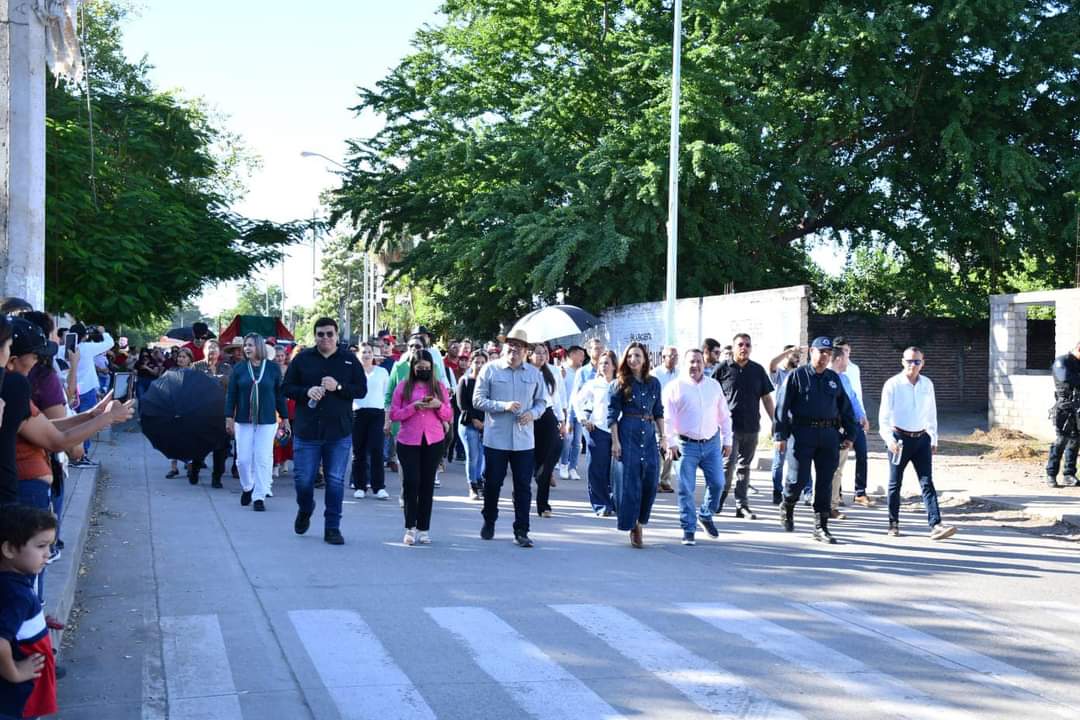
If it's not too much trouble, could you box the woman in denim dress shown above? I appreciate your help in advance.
[608,342,667,548]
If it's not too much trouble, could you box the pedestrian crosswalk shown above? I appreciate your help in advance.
[152,599,1080,720]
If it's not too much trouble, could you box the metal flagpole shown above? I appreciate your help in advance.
[665,0,683,346]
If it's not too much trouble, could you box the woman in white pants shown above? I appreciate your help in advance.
[225,334,289,511]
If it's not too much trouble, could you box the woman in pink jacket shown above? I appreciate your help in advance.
[389,349,453,545]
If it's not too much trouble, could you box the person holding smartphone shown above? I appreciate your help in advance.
[388,350,452,546]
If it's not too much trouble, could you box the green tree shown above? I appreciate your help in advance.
[333,0,1080,332]
[45,0,305,326]
[227,281,284,318]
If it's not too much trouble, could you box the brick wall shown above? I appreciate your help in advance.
[808,314,989,414]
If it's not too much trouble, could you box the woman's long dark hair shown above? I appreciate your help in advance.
[528,343,556,394]
[21,311,57,376]
[401,349,442,404]
[616,342,652,400]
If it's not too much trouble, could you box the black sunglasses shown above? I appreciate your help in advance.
[316,331,336,338]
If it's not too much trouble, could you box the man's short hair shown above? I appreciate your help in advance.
[783,344,796,352]
[313,317,338,332]
[0,504,57,549]
[0,297,33,315]
[586,337,604,348]
[903,346,923,356]
[568,345,586,356]
[833,336,850,348]
[685,347,704,359]
[702,338,721,352]
[732,333,751,344]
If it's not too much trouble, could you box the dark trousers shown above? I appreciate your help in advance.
[398,438,442,531]
[852,424,868,494]
[533,408,561,515]
[352,408,386,491]
[586,429,614,513]
[1046,434,1078,478]
[447,406,465,461]
[192,444,228,479]
[720,430,759,508]
[482,447,533,535]
[783,427,840,514]
[887,432,942,527]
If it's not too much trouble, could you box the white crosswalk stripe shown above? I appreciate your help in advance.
[1020,600,1080,628]
[159,614,244,720]
[914,602,1080,660]
[426,606,626,720]
[800,601,1078,719]
[680,602,980,720]
[552,603,804,720]
[289,609,437,720]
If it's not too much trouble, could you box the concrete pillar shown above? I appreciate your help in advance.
[0,0,46,308]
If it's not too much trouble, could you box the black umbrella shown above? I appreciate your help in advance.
[140,369,228,462]
[510,305,600,342]
[165,326,216,341]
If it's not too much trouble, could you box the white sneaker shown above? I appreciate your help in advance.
[353,489,365,499]
[434,476,441,488]
[284,460,293,475]
[398,495,405,508]
[272,465,280,478]
[558,464,569,480]
[403,528,416,546]
[375,488,390,500]
[266,488,273,497]
[417,531,431,545]
[569,468,581,481]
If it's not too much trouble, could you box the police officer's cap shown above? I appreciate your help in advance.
[810,336,833,350]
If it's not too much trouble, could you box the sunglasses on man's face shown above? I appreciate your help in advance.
[316,331,336,338]
[408,343,423,350]
[904,359,923,366]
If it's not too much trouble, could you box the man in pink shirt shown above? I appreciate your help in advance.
[663,349,733,545]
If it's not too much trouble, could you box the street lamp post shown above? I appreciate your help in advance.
[665,0,683,346]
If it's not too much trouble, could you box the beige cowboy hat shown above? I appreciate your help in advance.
[504,328,529,346]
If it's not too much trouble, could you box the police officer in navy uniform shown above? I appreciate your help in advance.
[1046,341,1080,488]
[773,336,856,543]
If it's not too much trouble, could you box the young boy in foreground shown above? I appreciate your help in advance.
[0,505,57,719]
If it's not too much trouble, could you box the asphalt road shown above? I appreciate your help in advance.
[56,430,1080,720]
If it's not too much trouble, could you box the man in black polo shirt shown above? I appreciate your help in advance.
[713,332,775,519]
[282,318,366,545]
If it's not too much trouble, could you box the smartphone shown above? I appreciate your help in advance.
[112,372,134,402]
[65,332,78,355]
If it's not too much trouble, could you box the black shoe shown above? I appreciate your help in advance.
[253,499,265,512]
[735,504,757,520]
[240,490,253,506]
[480,521,495,540]
[188,470,199,485]
[211,476,224,489]
[55,539,64,550]
[1046,475,1059,488]
[324,528,345,545]
[772,490,782,505]
[814,513,837,544]
[54,663,67,680]
[781,501,795,532]
[294,511,312,535]
[698,515,719,538]
[231,464,239,479]
[514,533,534,548]
[314,477,326,489]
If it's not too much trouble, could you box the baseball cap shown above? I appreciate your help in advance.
[810,336,833,350]
[9,317,57,358]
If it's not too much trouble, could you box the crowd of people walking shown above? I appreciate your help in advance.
[120,312,964,552]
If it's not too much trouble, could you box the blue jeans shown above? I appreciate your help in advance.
[586,428,614,513]
[458,424,485,486]
[887,432,942,528]
[771,444,787,495]
[18,480,51,603]
[676,434,724,532]
[560,417,583,470]
[78,389,98,453]
[293,435,352,531]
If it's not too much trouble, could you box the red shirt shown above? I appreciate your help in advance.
[181,341,205,362]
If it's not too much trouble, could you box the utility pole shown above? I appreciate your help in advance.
[664,0,683,346]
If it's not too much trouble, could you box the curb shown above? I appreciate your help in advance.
[45,463,98,658]
[949,492,1080,530]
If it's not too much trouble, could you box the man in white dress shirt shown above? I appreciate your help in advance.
[878,346,956,540]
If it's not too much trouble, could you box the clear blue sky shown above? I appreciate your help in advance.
[121,1,444,314]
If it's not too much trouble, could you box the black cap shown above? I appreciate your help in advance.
[411,325,431,338]
[9,317,57,358]
[192,321,212,339]
[810,336,833,350]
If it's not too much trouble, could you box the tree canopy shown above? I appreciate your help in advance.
[45,0,305,326]
[332,0,1080,333]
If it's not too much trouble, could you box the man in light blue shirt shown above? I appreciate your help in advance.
[829,346,873,515]
[473,328,547,547]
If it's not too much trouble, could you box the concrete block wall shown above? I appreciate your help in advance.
[988,289,1080,441]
